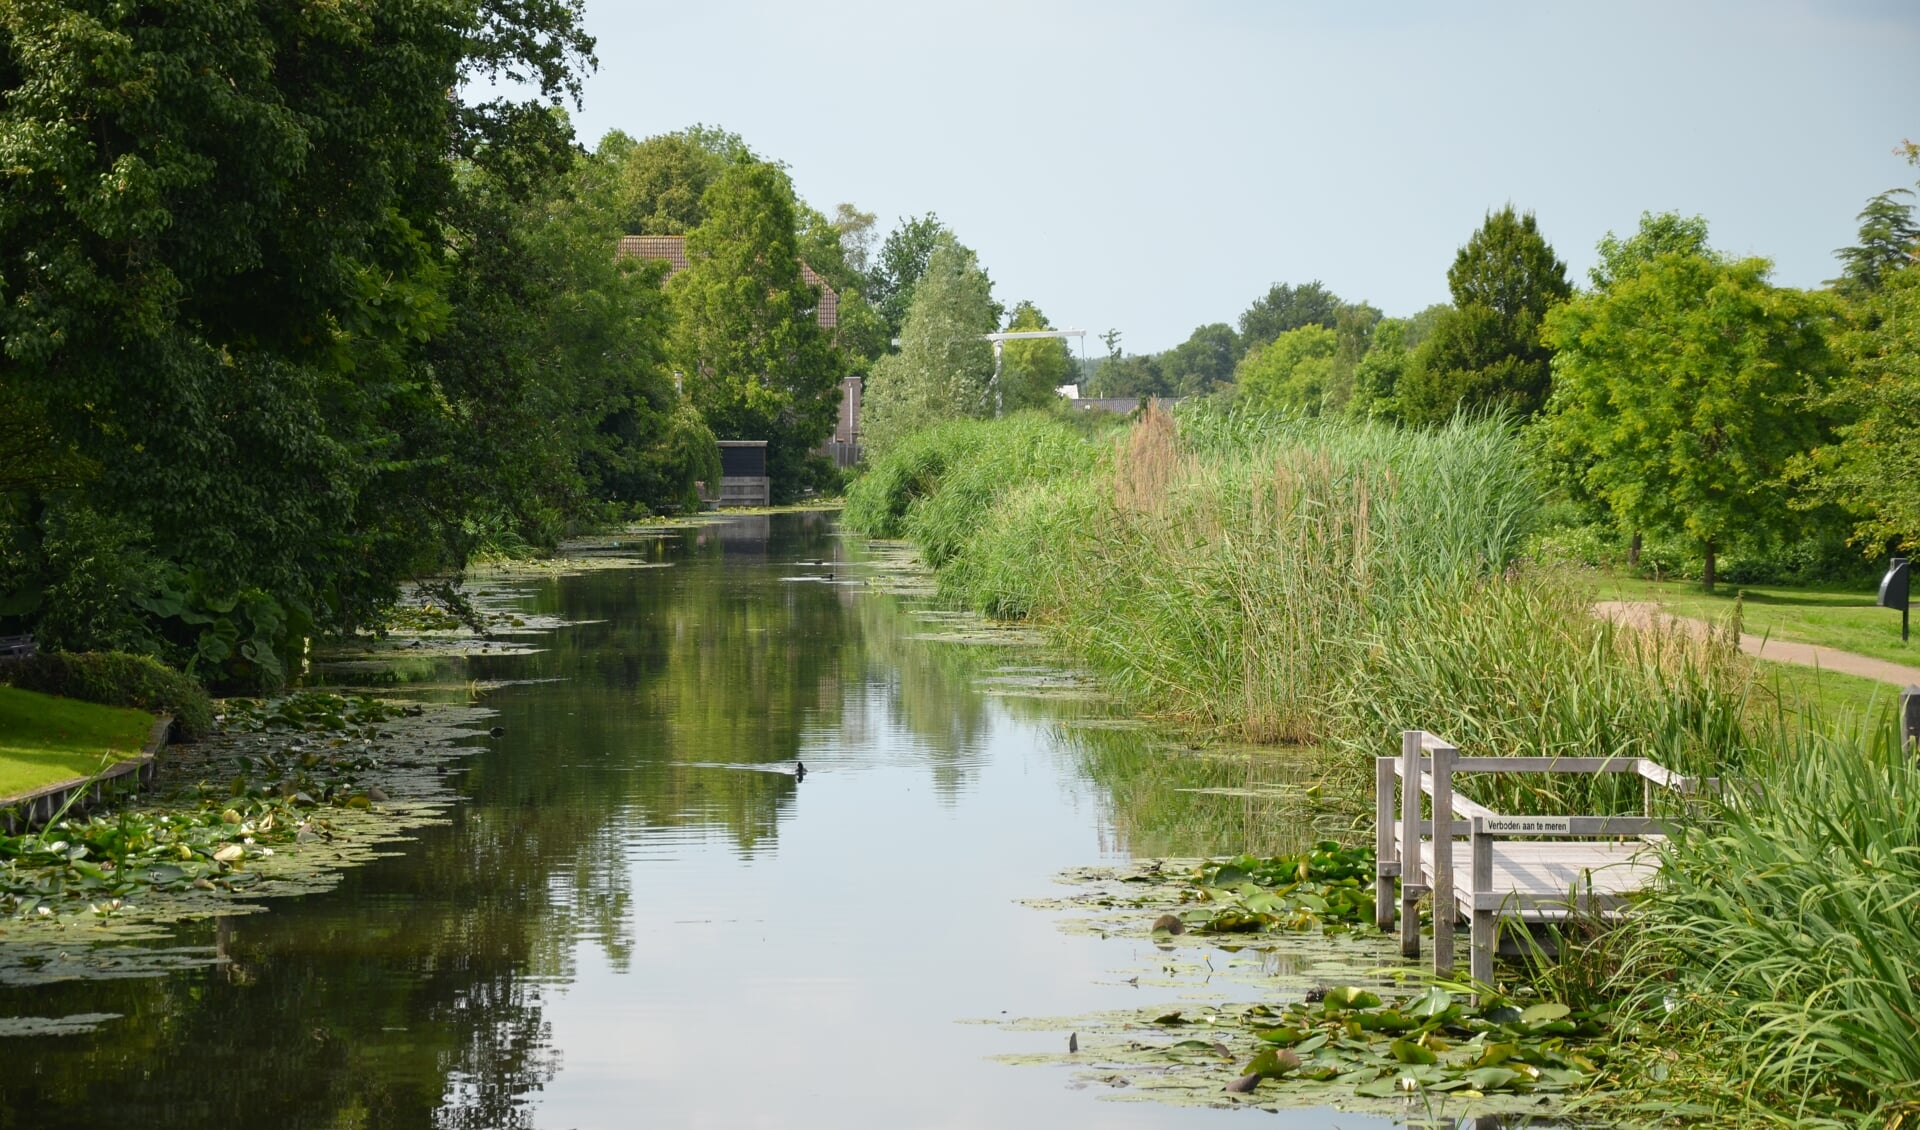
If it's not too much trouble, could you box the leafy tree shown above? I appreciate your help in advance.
[861,236,997,454]
[1791,261,1920,551]
[792,201,889,371]
[1236,325,1341,414]
[603,124,753,235]
[1238,281,1342,351]
[1160,323,1242,396]
[1086,354,1171,399]
[868,213,950,338]
[1400,207,1571,424]
[830,203,880,279]
[1831,189,1918,297]
[998,302,1076,411]
[1347,318,1414,421]
[1543,252,1839,590]
[0,0,597,672]
[1592,212,1713,291]
[669,162,843,499]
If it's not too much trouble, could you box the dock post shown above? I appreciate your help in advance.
[1431,742,1455,976]
[1470,818,1496,995]
[1374,756,1395,932]
[1399,730,1422,958]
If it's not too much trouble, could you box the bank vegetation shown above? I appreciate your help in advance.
[845,405,1918,1128]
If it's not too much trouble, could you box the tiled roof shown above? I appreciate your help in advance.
[617,234,838,329]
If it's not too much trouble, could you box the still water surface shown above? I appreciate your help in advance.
[0,514,1391,1128]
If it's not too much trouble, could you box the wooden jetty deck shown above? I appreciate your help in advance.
[1375,730,1714,987]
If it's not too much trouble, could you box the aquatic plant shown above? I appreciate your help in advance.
[1602,718,1920,1127]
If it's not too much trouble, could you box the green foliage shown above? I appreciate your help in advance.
[1830,187,1918,296]
[998,301,1078,411]
[867,212,950,337]
[1236,325,1342,414]
[1591,211,1713,291]
[1160,323,1243,396]
[0,0,621,678]
[1176,844,1376,934]
[1087,353,1171,398]
[1791,262,1920,551]
[860,236,998,455]
[669,162,843,501]
[1612,721,1920,1125]
[851,407,1764,815]
[601,125,752,235]
[1237,281,1342,351]
[1347,318,1413,421]
[4,652,213,739]
[1400,207,1571,424]
[843,414,1095,556]
[1543,248,1840,586]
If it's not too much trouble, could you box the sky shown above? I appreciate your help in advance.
[540,0,1920,354]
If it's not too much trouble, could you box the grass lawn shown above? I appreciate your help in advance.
[1753,661,1898,729]
[1589,574,1920,669]
[0,686,156,799]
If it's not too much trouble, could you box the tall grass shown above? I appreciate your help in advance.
[1608,721,1920,1126]
[848,405,1911,1123]
[849,405,1765,810]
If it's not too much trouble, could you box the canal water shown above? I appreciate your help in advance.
[0,513,1392,1128]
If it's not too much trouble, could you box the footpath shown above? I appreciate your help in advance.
[1594,600,1920,687]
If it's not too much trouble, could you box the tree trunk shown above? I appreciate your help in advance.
[1628,531,1641,568]
[1702,539,1716,593]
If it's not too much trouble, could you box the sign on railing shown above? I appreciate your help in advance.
[1480,815,1572,835]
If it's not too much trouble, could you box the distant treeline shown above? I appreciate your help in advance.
[1081,168,1920,587]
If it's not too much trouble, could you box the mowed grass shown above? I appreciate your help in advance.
[1753,661,1898,727]
[0,686,156,798]
[1590,574,1920,668]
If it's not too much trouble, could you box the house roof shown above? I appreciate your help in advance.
[617,234,838,330]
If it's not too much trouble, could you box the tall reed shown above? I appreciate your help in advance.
[1607,719,1920,1126]
[849,403,1763,804]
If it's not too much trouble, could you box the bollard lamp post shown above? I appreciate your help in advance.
[1879,557,1911,642]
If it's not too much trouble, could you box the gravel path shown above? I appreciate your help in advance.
[1594,600,1920,687]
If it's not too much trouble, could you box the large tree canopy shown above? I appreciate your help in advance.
[1542,249,1839,589]
[867,213,951,340]
[0,1,740,678]
[1791,261,1920,552]
[860,235,997,455]
[669,162,842,499]
[1236,325,1341,414]
[1400,206,1571,424]
[1160,323,1242,396]
[1237,281,1341,352]
[998,302,1077,412]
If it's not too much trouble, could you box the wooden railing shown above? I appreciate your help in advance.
[1375,729,1717,980]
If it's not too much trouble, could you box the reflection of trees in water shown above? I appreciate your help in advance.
[846,592,1000,800]
[1047,722,1344,860]
[0,513,1051,1125]
[0,812,565,1128]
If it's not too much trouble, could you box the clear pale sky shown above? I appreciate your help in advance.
[553,0,1920,353]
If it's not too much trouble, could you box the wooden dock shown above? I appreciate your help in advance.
[1375,730,1714,986]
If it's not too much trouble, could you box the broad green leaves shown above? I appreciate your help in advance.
[1542,242,1840,581]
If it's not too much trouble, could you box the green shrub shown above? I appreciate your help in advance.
[3,651,214,739]
[1611,720,1920,1124]
[843,419,992,537]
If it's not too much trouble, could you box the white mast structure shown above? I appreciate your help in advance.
[982,328,1087,416]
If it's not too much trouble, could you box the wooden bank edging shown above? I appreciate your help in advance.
[0,714,174,833]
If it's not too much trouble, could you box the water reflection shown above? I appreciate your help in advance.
[0,514,1391,1129]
